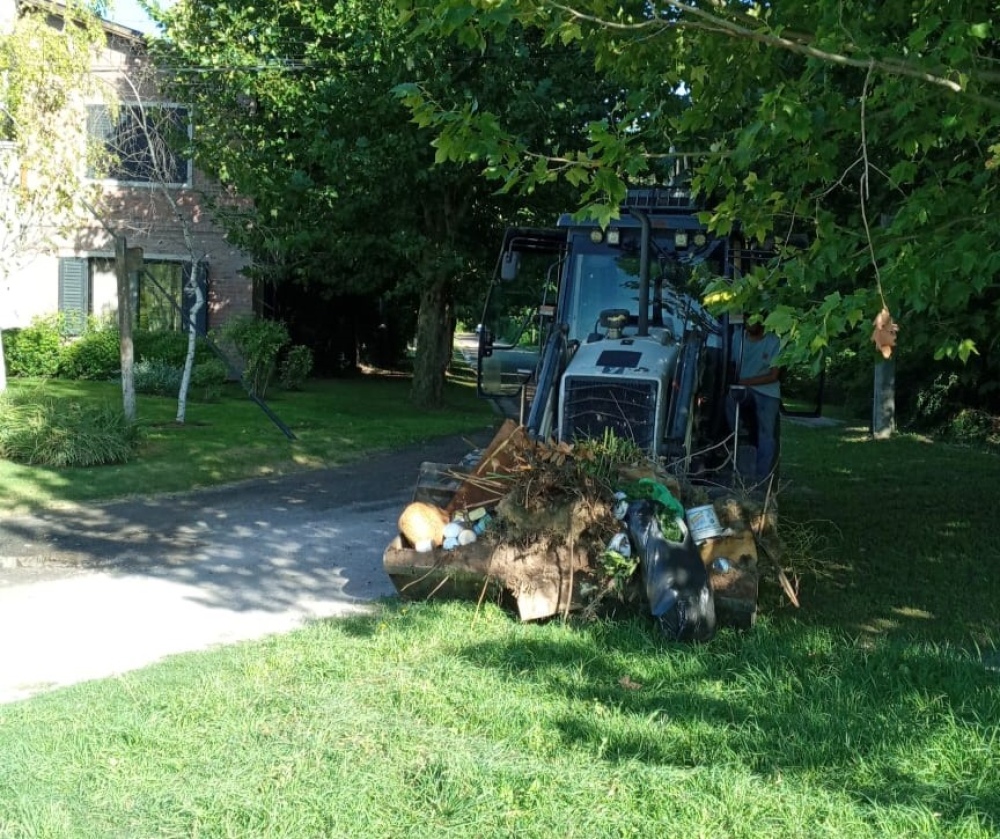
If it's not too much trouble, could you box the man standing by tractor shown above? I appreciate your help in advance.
[727,315,782,484]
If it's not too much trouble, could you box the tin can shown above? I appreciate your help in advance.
[685,504,724,544]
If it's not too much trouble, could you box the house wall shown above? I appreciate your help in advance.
[0,1,254,333]
[0,255,60,328]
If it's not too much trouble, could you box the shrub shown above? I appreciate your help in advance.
[134,330,214,368]
[944,408,999,446]
[60,326,121,380]
[133,359,183,396]
[219,316,290,398]
[132,356,230,402]
[910,372,962,429]
[190,358,229,402]
[279,344,314,390]
[2,315,67,378]
[0,388,140,467]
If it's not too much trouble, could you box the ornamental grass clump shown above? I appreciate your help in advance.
[133,359,183,396]
[279,344,314,390]
[0,388,139,467]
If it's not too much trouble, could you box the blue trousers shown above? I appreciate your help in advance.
[726,389,780,481]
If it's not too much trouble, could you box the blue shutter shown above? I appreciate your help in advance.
[181,261,208,335]
[58,258,89,335]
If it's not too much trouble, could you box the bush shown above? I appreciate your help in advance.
[133,357,230,402]
[134,330,214,368]
[60,326,121,380]
[910,372,962,429]
[133,359,183,396]
[190,358,229,402]
[2,315,67,378]
[219,316,290,398]
[279,344,314,390]
[0,388,140,467]
[943,408,999,446]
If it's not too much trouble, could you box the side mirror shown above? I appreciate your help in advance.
[500,250,520,281]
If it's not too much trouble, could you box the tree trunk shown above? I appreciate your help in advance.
[872,359,895,440]
[116,235,136,423]
[411,277,454,409]
[176,260,204,424]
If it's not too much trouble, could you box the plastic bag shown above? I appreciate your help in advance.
[619,478,685,520]
[624,499,717,643]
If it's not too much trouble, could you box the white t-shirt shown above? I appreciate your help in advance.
[735,329,781,399]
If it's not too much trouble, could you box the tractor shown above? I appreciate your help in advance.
[476,184,775,481]
[384,184,784,631]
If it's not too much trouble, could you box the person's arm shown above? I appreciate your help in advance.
[738,367,780,387]
[737,332,782,387]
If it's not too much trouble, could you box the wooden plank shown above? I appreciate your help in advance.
[444,419,529,514]
[383,535,594,621]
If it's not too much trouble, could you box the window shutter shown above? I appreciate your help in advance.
[181,261,208,336]
[58,258,89,335]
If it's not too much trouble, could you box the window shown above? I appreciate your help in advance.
[59,257,207,335]
[138,261,184,331]
[87,103,191,186]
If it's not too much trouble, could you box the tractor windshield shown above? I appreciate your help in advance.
[565,251,642,341]
[564,239,723,345]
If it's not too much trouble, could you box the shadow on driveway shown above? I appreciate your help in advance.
[0,430,496,702]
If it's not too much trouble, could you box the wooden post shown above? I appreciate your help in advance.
[116,235,137,422]
[872,360,895,440]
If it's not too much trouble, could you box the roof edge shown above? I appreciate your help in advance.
[15,0,146,42]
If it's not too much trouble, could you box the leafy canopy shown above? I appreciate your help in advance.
[399,0,1000,368]
[0,3,107,271]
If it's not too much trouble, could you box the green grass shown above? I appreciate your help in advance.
[0,604,996,838]
[777,419,1000,647]
[1,396,998,836]
[0,371,498,513]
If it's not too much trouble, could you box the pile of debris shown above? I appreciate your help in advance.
[384,421,781,637]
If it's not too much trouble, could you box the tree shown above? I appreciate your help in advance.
[0,5,106,393]
[91,58,211,423]
[150,0,611,407]
[398,0,1000,381]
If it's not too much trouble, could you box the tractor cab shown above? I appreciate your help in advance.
[477,187,738,472]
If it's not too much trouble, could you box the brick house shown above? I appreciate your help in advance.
[0,0,253,337]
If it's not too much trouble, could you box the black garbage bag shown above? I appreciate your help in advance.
[624,499,717,642]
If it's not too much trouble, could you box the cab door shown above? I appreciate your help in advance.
[477,228,566,401]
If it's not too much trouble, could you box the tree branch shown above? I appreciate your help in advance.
[548,1,1000,109]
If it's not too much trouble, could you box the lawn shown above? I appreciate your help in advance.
[776,419,1000,647]
[0,370,498,513]
[0,601,996,838]
[0,390,998,837]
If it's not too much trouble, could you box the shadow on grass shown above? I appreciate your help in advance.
[770,422,1000,648]
[453,618,1000,832]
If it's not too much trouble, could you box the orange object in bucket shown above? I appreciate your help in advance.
[685,505,724,544]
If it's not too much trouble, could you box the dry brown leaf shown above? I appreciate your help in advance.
[871,307,899,359]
